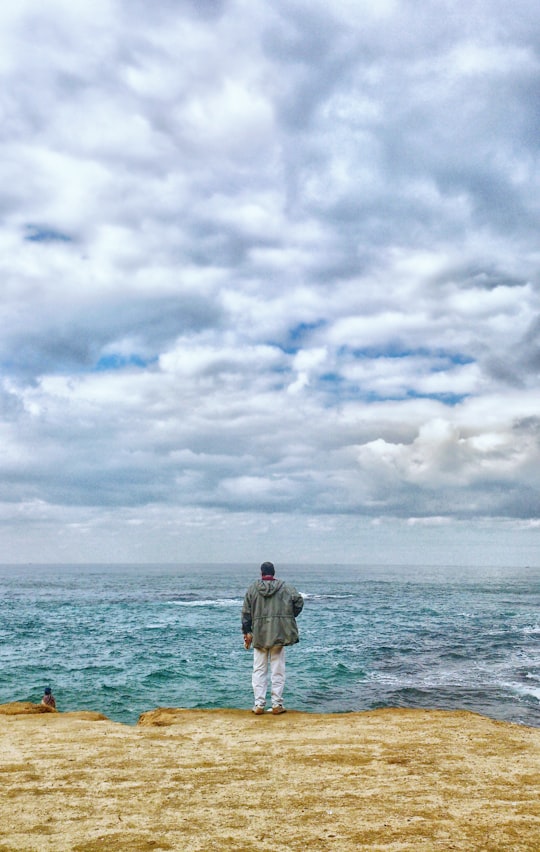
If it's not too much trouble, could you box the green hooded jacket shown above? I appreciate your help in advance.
[241,578,304,649]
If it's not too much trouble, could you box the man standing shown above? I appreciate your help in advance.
[241,561,304,715]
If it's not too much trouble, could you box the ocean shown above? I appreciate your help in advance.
[0,563,538,727]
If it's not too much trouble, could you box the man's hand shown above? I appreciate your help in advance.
[243,633,253,650]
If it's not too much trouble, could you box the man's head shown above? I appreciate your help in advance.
[260,561,275,576]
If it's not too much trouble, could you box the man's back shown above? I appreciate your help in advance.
[242,576,303,649]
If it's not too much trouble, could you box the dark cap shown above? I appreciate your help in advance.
[260,561,275,575]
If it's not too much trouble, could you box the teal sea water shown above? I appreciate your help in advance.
[0,563,538,727]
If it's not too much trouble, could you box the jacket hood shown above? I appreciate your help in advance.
[255,578,284,597]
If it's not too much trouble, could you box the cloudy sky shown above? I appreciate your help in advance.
[1,0,539,566]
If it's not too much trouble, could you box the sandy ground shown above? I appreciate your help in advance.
[0,703,538,852]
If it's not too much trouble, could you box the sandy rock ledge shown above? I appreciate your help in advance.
[0,704,538,851]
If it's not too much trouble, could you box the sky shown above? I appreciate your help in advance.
[0,0,539,566]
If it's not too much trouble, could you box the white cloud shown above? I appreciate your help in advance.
[0,0,538,563]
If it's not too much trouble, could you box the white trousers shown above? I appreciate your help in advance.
[252,645,286,708]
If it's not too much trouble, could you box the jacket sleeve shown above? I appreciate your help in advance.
[291,588,304,617]
[241,591,253,633]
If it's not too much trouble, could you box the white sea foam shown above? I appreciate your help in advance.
[511,682,540,703]
[301,592,354,600]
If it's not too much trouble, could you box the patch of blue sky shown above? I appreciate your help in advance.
[344,346,475,366]
[405,390,468,406]
[279,320,328,353]
[317,373,468,407]
[24,224,73,243]
[94,354,156,372]
[317,372,362,402]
